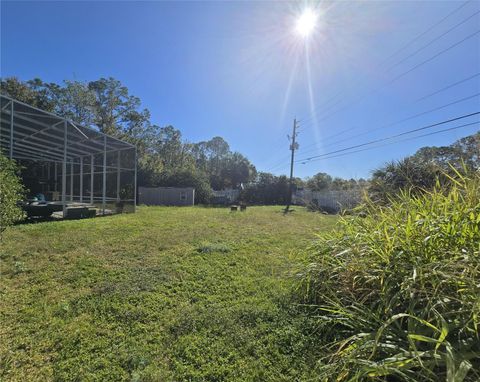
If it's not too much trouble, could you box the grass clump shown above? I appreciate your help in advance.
[196,241,232,254]
[296,170,480,381]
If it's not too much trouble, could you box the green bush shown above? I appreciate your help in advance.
[0,154,25,235]
[368,133,479,204]
[296,169,480,381]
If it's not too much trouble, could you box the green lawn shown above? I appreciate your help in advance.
[0,206,336,381]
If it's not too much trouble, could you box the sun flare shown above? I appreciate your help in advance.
[295,8,318,38]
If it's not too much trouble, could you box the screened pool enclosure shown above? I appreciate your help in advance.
[0,95,136,218]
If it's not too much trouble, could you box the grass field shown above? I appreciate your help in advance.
[0,206,337,381]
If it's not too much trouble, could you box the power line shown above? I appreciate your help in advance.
[299,1,475,128]
[269,119,479,170]
[366,93,479,131]
[301,28,480,131]
[299,73,480,153]
[387,28,480,85]
[266,3,479,173]
[299,120,479,165]
[386,9,480,72]
[261,143,291,169]
[266,118,479,173]
[296,111,480,163]
[265,154,292,172]
[381,0,472,65]
[415,72,480,102]
[298,92,480,157]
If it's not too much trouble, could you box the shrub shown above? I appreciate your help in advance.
[368,133,479,204]
[0,154,25,235]
[368,157,443,204]
[305,201,339,215]
[296,169,480,381]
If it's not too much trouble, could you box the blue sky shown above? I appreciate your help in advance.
[1,0,479,179]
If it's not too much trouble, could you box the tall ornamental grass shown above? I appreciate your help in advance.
[296,169,480,381]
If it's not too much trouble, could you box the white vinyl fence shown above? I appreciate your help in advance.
[293,189,362,212]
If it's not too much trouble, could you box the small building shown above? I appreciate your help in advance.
[138,186,195,206]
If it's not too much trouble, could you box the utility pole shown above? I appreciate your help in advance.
[286,118,299,212]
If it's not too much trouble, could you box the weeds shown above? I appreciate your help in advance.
[296,170,480,381]
[196,242,232,254]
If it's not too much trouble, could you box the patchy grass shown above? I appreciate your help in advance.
[0,206,336,381]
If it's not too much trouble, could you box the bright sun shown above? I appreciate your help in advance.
[295,8,318,38]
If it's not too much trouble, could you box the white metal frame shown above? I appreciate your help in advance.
[0,95,137,217]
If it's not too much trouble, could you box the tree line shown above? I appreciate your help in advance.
[1,77,257,203]
[1,77,478,204]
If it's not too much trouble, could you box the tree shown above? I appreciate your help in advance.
[203,136,230,189]
[190,137,256,190]
[220,152,256,189]
[88,77,148,137]
[1,76,259,198]
[243,172,290,205]
[54,80,97,126]
[137,125,197,185]
[306,172,332,191]
[0,154,25,236]
[368,132,480,203]
[0,77,56,112]
[158,170,212,204]
[305,173,363,191]
[411,132,480,172]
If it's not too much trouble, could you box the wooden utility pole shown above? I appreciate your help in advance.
[286,118,299,212]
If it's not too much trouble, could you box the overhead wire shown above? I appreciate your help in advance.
[379,0,471,65]
[299,0,474,127]
[386,28,480,86]
[414,72,480,102]
[296,111,480,163]
[300,27,480,132]
[298,84,480,155]
[263,1,479,173]
[267,89,480,171]
[297,92,480,157]
[385,9,480,72]
[267,113,479,171]
[299,4,480,129]
[298,120,479,164]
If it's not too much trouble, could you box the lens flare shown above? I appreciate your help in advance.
[295,8,318,38]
